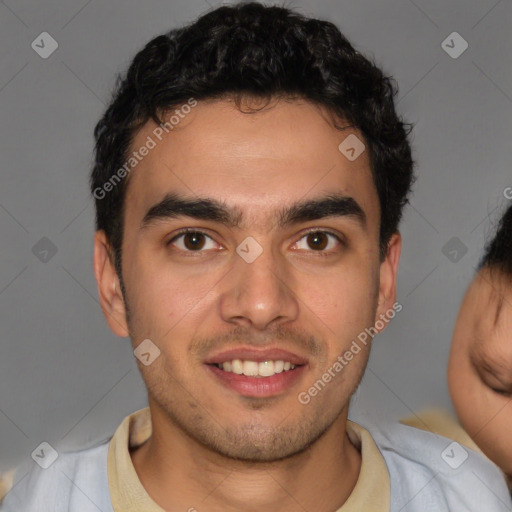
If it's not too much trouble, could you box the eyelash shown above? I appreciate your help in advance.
[489,387,511,397]
[166,228,345,256]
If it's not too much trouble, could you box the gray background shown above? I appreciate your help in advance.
[0,0,511,476]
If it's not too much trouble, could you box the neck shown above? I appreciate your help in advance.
[130,408,361,512]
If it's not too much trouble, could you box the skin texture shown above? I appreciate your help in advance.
[93,97,401,512]
[448,267,512,486]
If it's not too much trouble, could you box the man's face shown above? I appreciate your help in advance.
[95,98,399,461]
[448,268,512,477]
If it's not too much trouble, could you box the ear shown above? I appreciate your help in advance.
[93,230,129,337]
[374,232,402,331]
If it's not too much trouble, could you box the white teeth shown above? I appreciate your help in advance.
[258,361,274,377]
[274,360,284,373]
[217,359,299,377]
[231,359,243,374]
[243,360,259,376]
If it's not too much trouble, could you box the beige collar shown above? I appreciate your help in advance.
[107,408,390,512]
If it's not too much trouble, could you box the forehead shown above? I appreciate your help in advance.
[123,98,379,231]
[468,273,512,359]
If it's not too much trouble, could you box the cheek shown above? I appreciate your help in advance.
[449,359,487,434]
[451,368,512,466]
[454,383,488,434]
[448,338,479,428]
[126,253,216,329]
[295,267,378,374]
[299,258,376,316]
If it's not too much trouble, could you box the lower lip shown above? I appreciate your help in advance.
[205,364,306,398]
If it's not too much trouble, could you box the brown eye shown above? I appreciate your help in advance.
[293,230,343,253]
[307,232,329,250]
[168,231,218,252]
[182,232,206,250]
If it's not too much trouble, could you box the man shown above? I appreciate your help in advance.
[1,2,509,511]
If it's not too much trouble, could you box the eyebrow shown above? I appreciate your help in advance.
[470,349,512,385]
[140,192,367,231]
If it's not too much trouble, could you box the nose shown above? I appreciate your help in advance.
[218,238,300,331]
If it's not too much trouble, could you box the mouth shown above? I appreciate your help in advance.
[204,348,308,397]
[211,359,300,377]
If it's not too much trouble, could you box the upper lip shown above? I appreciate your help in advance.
[204,347,308,366]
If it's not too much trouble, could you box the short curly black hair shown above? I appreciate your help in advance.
[479,202,512,280]
[90,1,414,280]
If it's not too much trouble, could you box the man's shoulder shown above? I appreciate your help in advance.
[0,439,113,512]
[366,420,512,511]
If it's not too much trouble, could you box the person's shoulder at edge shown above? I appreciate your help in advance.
[400,407,482,453]
[0,436,114,512]
[360,410,512,511]
[0,471,14,504]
